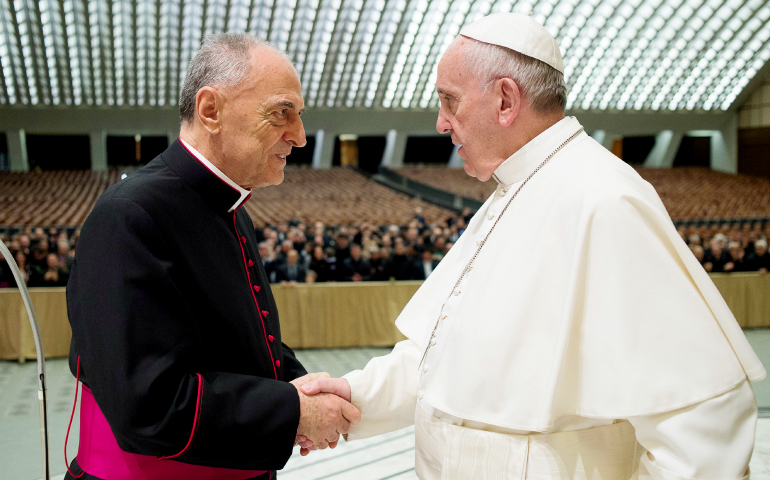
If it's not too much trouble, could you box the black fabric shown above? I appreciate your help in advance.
[339,257,371,281]
[67,140,307,472]
[703,249,730,272]
[275,262,308,282]
[308,258,334,282]
[411,260,440,281]
[745,252,770,271]
[384,255,416,280]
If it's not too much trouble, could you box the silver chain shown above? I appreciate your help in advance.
[419,126,585,369]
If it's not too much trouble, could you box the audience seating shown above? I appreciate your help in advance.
[0,170,123,226]
[396,166,496,201]
[0,167,454,227]
[3,165,769,228]
[397,166,770,222]
[635,167,770,221]
[244,167,453,226]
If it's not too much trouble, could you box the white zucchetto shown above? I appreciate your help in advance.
[460,12,564,73]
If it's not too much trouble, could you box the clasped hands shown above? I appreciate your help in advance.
[290,373,358,456]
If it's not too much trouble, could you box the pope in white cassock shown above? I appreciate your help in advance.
[301,12,767,479]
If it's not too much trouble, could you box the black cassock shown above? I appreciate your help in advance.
[65,140,307,479]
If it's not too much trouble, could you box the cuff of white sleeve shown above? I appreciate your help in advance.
[640,452,750,480]
[341,370,368,441]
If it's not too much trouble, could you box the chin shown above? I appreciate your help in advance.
[463,161,477,178]
[269,170,285,186]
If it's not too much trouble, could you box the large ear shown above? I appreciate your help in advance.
[195,86,223,134]
[497,78,520,127]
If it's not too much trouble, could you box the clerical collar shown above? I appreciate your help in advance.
[492,116,583,188]
[179,139,252,212]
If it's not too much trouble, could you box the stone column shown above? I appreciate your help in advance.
[90,130,108,171]
[380,129,407,169]
[643,130,683,168]
[7,129,29,171]
[312,130,335,169]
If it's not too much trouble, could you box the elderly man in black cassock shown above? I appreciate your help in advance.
[64,33,359,480]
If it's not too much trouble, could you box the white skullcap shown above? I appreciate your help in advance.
[459,13,564,74]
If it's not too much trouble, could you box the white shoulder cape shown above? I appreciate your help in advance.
[396,132,765,432]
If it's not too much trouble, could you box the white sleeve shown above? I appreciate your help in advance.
[628,379,756,480]
[342,339,422,440]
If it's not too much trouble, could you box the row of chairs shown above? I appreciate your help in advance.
[3,166,768,228]
[396,166,496,201]
[397,166,770,222]
[0,167,454,227]
[244,168,453,226]
[635,167,770,221]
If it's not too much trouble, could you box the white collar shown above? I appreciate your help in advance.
[492,116,583,188]
[179,139,252,212]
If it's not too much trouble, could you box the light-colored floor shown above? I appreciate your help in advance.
[0,330,768,480]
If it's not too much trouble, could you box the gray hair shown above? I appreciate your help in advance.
[179,33,287,124]
[462,38,567,113]
[755,239,768,250]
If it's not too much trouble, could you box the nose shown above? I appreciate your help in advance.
[286,117,307,147]
[436,108,451,134]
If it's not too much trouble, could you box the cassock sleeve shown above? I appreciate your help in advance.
[627,379,756,479]
[68,198,300,470]
[342,339,421,440]
[281,342,308,381]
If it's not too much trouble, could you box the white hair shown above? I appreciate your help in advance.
[179,33,290,124]
[461,37,567,113]
[755,239,768,249]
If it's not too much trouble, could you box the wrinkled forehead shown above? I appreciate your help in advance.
[437,38,464,74]
[437,37,476,90]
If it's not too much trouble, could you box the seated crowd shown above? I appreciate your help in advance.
[0,226,78,288]
[254,208,470,284]
[0,207,471,288]
[2,214,769,289]
[680,222,770,273]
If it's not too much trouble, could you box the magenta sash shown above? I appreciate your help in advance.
[76,385,268,479]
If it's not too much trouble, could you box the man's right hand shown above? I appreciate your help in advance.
[294,382,359,450]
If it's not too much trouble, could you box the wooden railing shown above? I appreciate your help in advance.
[1,275,768,361]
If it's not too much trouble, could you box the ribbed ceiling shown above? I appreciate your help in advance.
[0,0,768,111]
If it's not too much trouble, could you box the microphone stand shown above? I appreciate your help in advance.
[0,241,50,480]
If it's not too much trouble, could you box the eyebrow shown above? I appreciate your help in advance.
[269,100,306,115]
[436,88,453,96]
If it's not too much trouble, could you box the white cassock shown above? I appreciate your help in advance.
[343,117,766,479]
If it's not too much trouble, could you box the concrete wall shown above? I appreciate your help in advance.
[738,69,770,128]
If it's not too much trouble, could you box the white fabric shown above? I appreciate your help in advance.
[414,403,642,480]
[344,340,756,478]
[630,380,756,480]
[394,116,764,433]
[179,138,251,212]
[460,13,564,73]
[344,115,763,477]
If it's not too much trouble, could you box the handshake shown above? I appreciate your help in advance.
[290,373,359,456]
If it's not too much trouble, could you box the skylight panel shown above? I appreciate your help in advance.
[2,0,770,111]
